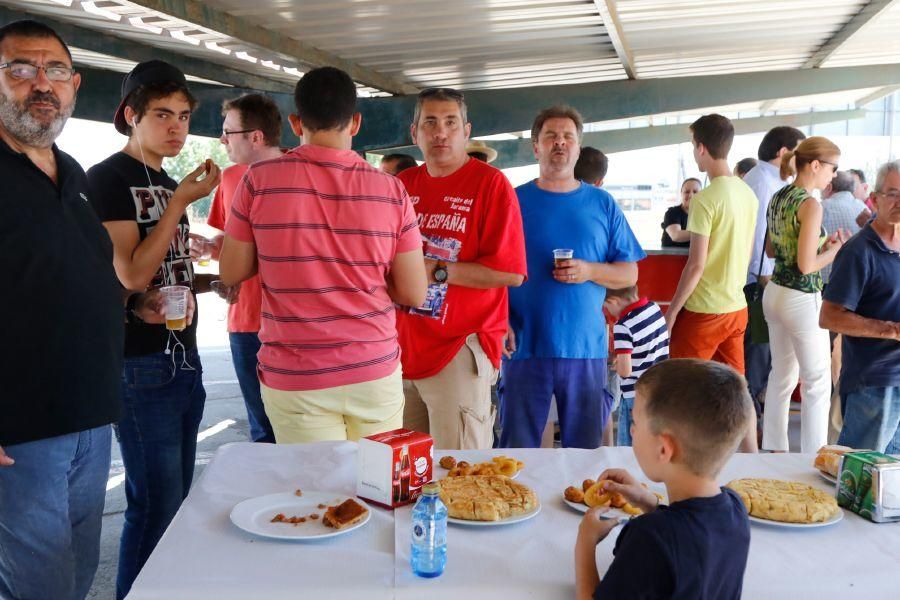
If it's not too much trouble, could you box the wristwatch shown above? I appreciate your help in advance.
[432,261,449,284]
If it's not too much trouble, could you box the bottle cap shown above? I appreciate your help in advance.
[423,482,440,495]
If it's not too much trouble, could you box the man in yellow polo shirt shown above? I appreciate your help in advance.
[665,114,758,450]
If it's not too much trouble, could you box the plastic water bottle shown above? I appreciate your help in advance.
[410,482,447,578]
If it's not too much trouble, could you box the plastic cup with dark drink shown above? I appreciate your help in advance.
[161,285,190,331]
[553,248,574,268]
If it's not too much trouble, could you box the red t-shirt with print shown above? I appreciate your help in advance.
[396,158,527,380]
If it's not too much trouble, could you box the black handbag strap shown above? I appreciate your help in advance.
[755,226,768,282]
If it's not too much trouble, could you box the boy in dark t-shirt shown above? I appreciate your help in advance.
[86,60,221,600]
[575,359,753,600]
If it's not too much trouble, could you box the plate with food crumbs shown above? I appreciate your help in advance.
[230,491,370,540]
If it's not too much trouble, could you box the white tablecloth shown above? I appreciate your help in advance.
[127,442,900,599]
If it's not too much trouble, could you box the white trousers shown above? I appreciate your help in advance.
[761,282,831,452]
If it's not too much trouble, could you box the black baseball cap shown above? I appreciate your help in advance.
[114,60,189,134]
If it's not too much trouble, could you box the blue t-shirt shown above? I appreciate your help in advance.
[508,181,645,359]
[823,224,900,394]
[595,488,750,600]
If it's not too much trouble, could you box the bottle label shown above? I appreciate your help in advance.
[412,519,427,543]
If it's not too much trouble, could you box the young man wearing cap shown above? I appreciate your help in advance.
[207,93,284,444]
[219,67,426,444]
[86,60,221,599]
[397,88,527,450]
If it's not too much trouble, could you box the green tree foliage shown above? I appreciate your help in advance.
[162,137,232,222]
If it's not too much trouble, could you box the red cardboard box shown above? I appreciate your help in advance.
[357,429,433,509]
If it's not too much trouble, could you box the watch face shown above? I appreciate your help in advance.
[434,266,448,283]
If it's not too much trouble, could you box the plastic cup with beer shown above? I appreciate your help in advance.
[161,285,190,331]
[553,248,574,268]
[192,236,213,266]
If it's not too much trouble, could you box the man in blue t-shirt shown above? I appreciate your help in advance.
[499,106,645,449]
[821,160,900,454]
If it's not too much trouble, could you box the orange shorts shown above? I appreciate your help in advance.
[669,308,748,374]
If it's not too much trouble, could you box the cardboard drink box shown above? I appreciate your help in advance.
[836,451,900,523]
[357,428,434,509]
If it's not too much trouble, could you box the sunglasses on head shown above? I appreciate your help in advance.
[417,87,465,100]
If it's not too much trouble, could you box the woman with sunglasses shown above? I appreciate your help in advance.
[761,136,850,454]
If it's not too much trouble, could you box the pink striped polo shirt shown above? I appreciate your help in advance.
[226,144,421,391]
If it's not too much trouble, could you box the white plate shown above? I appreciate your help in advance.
[437,455,521,479]
[748,509,843,529]
[563,498,640,520]
[447,501,541,526]
[230,491,371,540]
[817,470,838,485]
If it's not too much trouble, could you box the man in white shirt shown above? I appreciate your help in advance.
[742,126,805,412]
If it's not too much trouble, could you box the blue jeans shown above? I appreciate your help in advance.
[498,358,611,449]
[838,386,900,454]
[116,349,205,599]
[229,332,274,443]
[0,426,111,600]
[617,397,634,447]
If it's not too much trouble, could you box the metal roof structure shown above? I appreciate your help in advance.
[5,0,900,156]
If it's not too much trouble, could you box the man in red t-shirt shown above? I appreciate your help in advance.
[219,67,426,444]
[397,88,527,450]
[207,93,284,443]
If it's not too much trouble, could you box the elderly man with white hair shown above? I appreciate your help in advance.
[821,160,900,454]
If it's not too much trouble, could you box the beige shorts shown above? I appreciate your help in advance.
[261,365,404,443]
[403,333,498,450]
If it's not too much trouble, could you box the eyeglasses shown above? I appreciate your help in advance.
[0,61,75,82]
[875,190,900,201]
[221,128,257,137]
[819,160,839,173]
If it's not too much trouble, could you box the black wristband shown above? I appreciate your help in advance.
[125,293,143,325]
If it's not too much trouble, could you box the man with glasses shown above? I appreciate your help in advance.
[207,93,284,444]
[821,160,900,454]
[0,20,179,600]
[397,87,527,450]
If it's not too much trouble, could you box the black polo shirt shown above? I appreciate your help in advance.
[0,138,123,447]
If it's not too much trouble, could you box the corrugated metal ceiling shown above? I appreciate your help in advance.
[5,0,899,121]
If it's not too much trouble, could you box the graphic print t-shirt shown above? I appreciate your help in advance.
[396,158,527,380]
[88,152,198,356]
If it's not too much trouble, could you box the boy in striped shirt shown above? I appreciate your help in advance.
[604,286,669,445]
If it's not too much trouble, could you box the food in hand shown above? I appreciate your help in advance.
[438,475,537,521]
[564,486,585,503]
[565,478,646,516]
[727,478,840,523]
[439,456,457,469]
[322,499,369,530]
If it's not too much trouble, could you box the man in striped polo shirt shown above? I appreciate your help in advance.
[604,286,669,445]
[219,67,427,443]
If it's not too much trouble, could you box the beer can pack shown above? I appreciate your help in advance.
[357,428,434,509]
[836,451,900,523]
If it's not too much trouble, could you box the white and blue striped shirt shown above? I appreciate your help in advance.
[613,298,669,401]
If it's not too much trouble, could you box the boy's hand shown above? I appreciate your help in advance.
[597,468,660,513]
[577,506,621,546]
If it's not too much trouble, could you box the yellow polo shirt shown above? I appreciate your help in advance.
[685,176,758,314]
